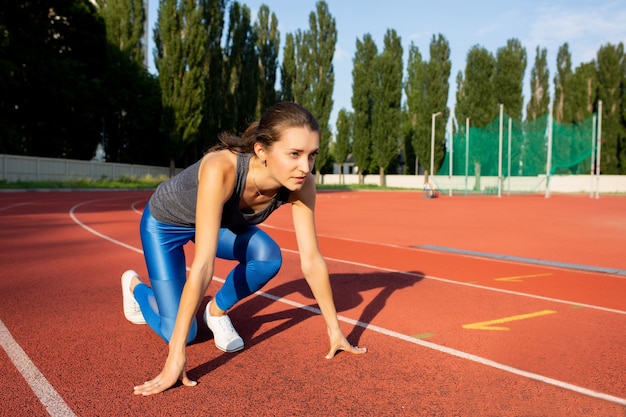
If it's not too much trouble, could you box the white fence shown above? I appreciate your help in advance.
[322,173,626,194]
[2,154,625,194]
[0,154,176,182]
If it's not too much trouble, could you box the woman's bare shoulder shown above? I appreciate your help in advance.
[198,150,238,184]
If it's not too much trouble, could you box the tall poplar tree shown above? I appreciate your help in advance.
[526,46,550,121]
[427,34,451,175]
[301,0,336,181]
[198,0,226,156]
[254,5,279,116]
[351,34,377,183]
[553,43,573,123]
[222,2,258,133]
[404,43,428,175]
[97,0,146,64]
[494,38,526,121]
[371,29,403,185]
[155,0,206,172]
[455,45,498,127]
[333,108,351,183]
[596,42,625,174]
[280,33,295,102]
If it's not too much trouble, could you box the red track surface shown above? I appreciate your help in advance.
[1,190,625,416]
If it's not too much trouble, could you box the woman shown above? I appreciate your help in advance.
[122,102,367,396]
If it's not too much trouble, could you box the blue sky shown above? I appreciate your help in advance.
[146,0,626,130]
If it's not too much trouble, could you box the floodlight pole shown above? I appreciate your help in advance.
[498,104,503,198]
[595,100,603,199]
[430,111,442,181]
[465,117,470,195]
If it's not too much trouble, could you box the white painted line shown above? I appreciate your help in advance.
[0,320,77,417]
[67,198,626,406]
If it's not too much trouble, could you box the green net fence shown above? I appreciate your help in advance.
[438,114,596,178]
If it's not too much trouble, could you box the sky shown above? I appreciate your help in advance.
[145,0,626,130]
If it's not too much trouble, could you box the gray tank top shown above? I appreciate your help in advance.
[148,152,290,230]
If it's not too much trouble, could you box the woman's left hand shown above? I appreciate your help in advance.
[325,328,367,359]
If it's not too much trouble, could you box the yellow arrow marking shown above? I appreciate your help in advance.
[495,273,552,282]
[463,310,556,331]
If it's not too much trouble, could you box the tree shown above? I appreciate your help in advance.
[553,43,573,123]
[404,43,428,175]
[333,108,351,184]
[596,42,625,174]
[0,0,107,159]
[456,45,498,127]
[300,0,336,182]
[351,34,377,183]
[494,38,527,121]
[97,0,146,65]
[254,5,280,115]
[279,33,295,102]
[197,0,226,157]
[371,29,403,185]
[222,2,258,134]
[155,0,207,173]
[426,34,451,175]
[526,46,550,121]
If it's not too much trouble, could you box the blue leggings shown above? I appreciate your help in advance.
[135,206,282,344]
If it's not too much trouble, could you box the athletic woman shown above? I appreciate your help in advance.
[122,102,367,396]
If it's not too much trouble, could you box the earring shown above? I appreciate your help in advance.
[262,160,267,167]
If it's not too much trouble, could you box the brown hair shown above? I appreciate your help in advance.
[211,102,319,153]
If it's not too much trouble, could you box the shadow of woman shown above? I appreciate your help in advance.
[188,269,424,381]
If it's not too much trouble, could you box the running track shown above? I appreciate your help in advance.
[1,190,625,416]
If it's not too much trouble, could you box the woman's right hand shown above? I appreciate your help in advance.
[133,353,197,396]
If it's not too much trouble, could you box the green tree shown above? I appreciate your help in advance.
[371,29,403,185]
[155,0,207,173]
[280,33,295,102]
[0,0,107,159]
[427,34,451,175]
[553,43,573,123]
[300,0,336,181]
[333,108,352,183]
[351,34,377,183]
[526,46,550,121]
[404,43,428,175]
[197,0,226,156]
[254,5,280,115]
[98,0,165,165]
[596,42,625,174]
[456,45,498,127]
[222,2,259,134]
[494,38,526,121]
[97,0,146,65]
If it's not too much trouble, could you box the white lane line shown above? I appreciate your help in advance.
[0,320,77,417]
[68,199,626,407]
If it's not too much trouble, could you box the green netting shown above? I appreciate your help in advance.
[438,114,595,177]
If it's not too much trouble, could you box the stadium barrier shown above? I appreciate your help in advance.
[2,154,625,194]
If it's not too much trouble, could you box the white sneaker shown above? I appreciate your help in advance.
[203,301,244,352]
[121,270,146,324]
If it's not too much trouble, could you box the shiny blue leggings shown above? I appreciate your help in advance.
[135,206,282,344]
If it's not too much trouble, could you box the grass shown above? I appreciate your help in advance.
[0,175,169,190]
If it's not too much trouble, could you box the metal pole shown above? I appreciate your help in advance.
[498,104,503,198]
[507,117,512,196]
[545,106,553,198]
[448,117,453,196]
[590,114,596,198]
[430,112,441,179]
[465,117,469,195]
[596,100,602,199]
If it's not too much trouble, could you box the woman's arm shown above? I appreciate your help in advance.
[134,152,235,396]
[291,175,367,359]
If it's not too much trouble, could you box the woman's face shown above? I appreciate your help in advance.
[265,126,319,191]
